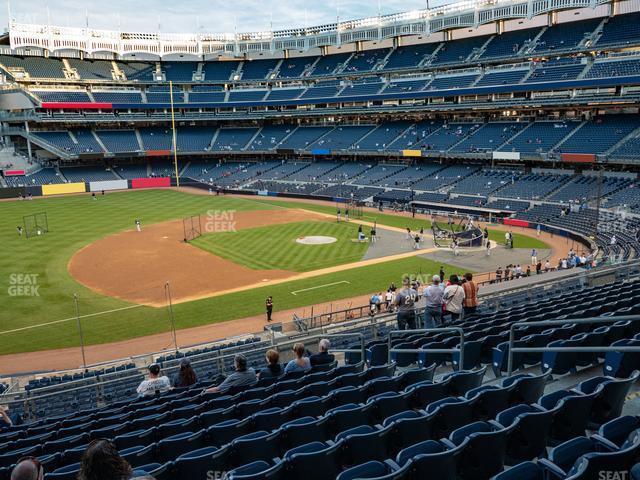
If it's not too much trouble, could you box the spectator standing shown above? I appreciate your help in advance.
[172,358,197,388]
[309,339,335,367]
[265,296,273,322]
[423,275,444,328]
[443,275,465,323]
[205,354,257,394]
[531,249,538,265]
[284,343,312,374]
[461,273,478,316]
[384,290,393,311]
[394,276,418,330]
[136,364,171,397]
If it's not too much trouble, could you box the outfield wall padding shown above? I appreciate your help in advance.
[89,179,129,192]
[503,218,530,228]
[131,177,171,189]
[41,183,87,196]
[0,187,28,199]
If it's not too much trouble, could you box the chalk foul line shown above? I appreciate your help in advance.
[0,304,144,335]
[291,281,351,295]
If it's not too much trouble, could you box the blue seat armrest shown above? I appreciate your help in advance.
[538,458,568,479]
[590,434,620,452]
[384,459,402,470]
[440,438,457,449]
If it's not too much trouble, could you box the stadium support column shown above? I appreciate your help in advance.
[24,121,32,160]
[169,80,180,187]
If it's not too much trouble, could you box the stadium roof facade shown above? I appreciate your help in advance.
[7,0,613,57]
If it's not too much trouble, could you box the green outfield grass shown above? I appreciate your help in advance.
[192,220,368,272]
[0,189,549,356]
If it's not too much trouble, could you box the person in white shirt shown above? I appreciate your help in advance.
[443,275,466,323]
[384,290,393,311]
[136,363,171,397]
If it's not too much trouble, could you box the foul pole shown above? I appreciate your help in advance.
[169,80,180,187]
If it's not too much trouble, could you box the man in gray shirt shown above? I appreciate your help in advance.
[423,275,444,328]
[394,276,418,330]
[205,354,257,394]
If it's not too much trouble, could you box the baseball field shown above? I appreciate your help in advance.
[0,188,549,360]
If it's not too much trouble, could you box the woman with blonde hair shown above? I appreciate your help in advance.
[284,343,311,374]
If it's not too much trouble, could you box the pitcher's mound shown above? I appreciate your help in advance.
[296,235,337,245]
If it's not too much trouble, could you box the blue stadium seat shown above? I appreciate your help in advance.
[283,441,342,479]
[495,404,554,464]
[465,384,513,421]
[538,389,599,443]
[445,421,509,479]
[337,460,410,480]
[173,446,228,479]
[156,430,205,462]
[397,440,459,478]
[119,444,155,468]
[574,371,640,426]
[492,461,545,480]
[336,424,392,468]
[385,411,434,452]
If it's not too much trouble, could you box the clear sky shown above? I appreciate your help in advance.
[0,0,455,34]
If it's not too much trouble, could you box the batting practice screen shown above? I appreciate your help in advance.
[183,215,202,242]
[23,212,49,238]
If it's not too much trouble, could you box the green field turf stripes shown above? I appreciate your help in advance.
[191,220,368,272]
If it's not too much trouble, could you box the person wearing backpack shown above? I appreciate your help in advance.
[443,275,465,323]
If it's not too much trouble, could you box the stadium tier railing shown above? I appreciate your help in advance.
[387,326,465,367]
[506,315,640,376]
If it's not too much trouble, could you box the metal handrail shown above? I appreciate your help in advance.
[387,326,465,368]
[506,315,640,376]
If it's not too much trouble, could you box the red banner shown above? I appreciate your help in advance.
[40,102,113,110]
[131,177,171,189]
[503,218,530,228]
[561,153,596,163]
[3,170,25,176]
[145,150,171,157]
